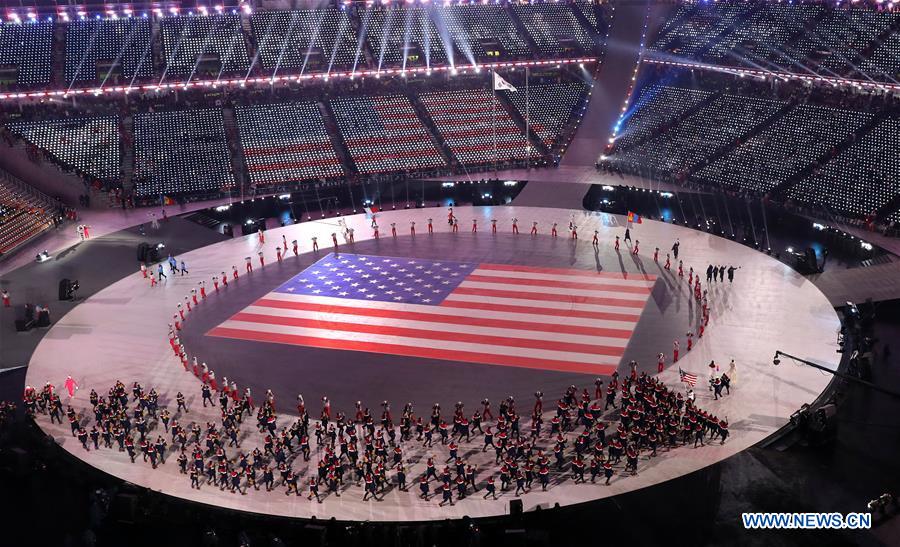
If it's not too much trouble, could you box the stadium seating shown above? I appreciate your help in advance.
[419,88,532,165]
[331,95,445,174]
[64,18,153,83]
[0,170,57,255]
[860,30,900,80]
[251,9,362,72]
[610,85,713,152]
[6,116,121,181]
[787,118,900,217]
[159,14,249,76]
[0,20,54,86]
[512,3,597,55]
[235,101,344,185]
[133,109,233,196]
[701,3,822,65]
[650,3,751,58]
[782,8,891,72]
[502,82,589,147]
[367,7,450,67]
[692,105,873,194]
[434,5,531,61]
[575,0,609,34]
[609,93,785,174]
[649,3,900,82]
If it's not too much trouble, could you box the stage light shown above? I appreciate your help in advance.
[660,192,674,198]
[36,250,51,263]
[860,241,873,251]
[503,180,517,187]
[279,194,291,200]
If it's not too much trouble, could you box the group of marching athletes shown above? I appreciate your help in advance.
[25,366,729,507]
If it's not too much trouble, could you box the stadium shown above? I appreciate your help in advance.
[0,0,898,545]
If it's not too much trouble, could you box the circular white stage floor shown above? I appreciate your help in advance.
[26,206,840,521]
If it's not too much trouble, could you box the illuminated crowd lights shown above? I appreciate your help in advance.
[642,57,900,95]
[2,0,604,24]
[0,57,598,102]
[603,0,650,155]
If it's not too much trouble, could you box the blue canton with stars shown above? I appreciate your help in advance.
[275,253,479,305]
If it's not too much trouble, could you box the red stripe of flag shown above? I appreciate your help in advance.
[208,327,617,375]
[226,312,626,356]
[252,298,635,338]
[450,286,648,308]
[464,274,653,294]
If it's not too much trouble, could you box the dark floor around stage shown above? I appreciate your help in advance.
[0,208,899,546]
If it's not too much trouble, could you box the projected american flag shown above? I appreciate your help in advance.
[208,253,657,375]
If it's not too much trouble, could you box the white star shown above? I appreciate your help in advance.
[404,287,414,292]
[372,267,381,271]
[329,267,339,272]
[450,273,459,277]
[442,267,450,271]
[434,263,442,266]
[388,276,398,281]
[415,265,424,269]
[312,270,320,275]
[393,296,403,301]
[414,292,423,297]
[407,261,416,265]
[286,287,295,292]
[298,279,308,283]
[383,259,391,263]
[423,284,433,288]
[423,298,432,303]
[350,282,360,287]
[338,291,349,296]
[312,289,322,294]
[305,284,315,288]
[324,280,334,285]
[317,276,327,280]
[397,282,406,286]
[354,269,364,274]
[398,268,407,273]
[361,274,371,278]
[358,288,367,293]
[365,294,376,299]
[369,279,379,284]
[424,270,433,274]
[340,260,350,264]
[332,286,342,291]
[432,289,441,293]
[434,275,443,280]
[377,285,387,289]
[385,290,395,295]
[441,280,451,285]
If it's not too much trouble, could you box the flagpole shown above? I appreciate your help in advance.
[493,77,498,177]
[526,66,530,170]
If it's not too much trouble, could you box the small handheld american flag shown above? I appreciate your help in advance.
[679,368,698,387]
